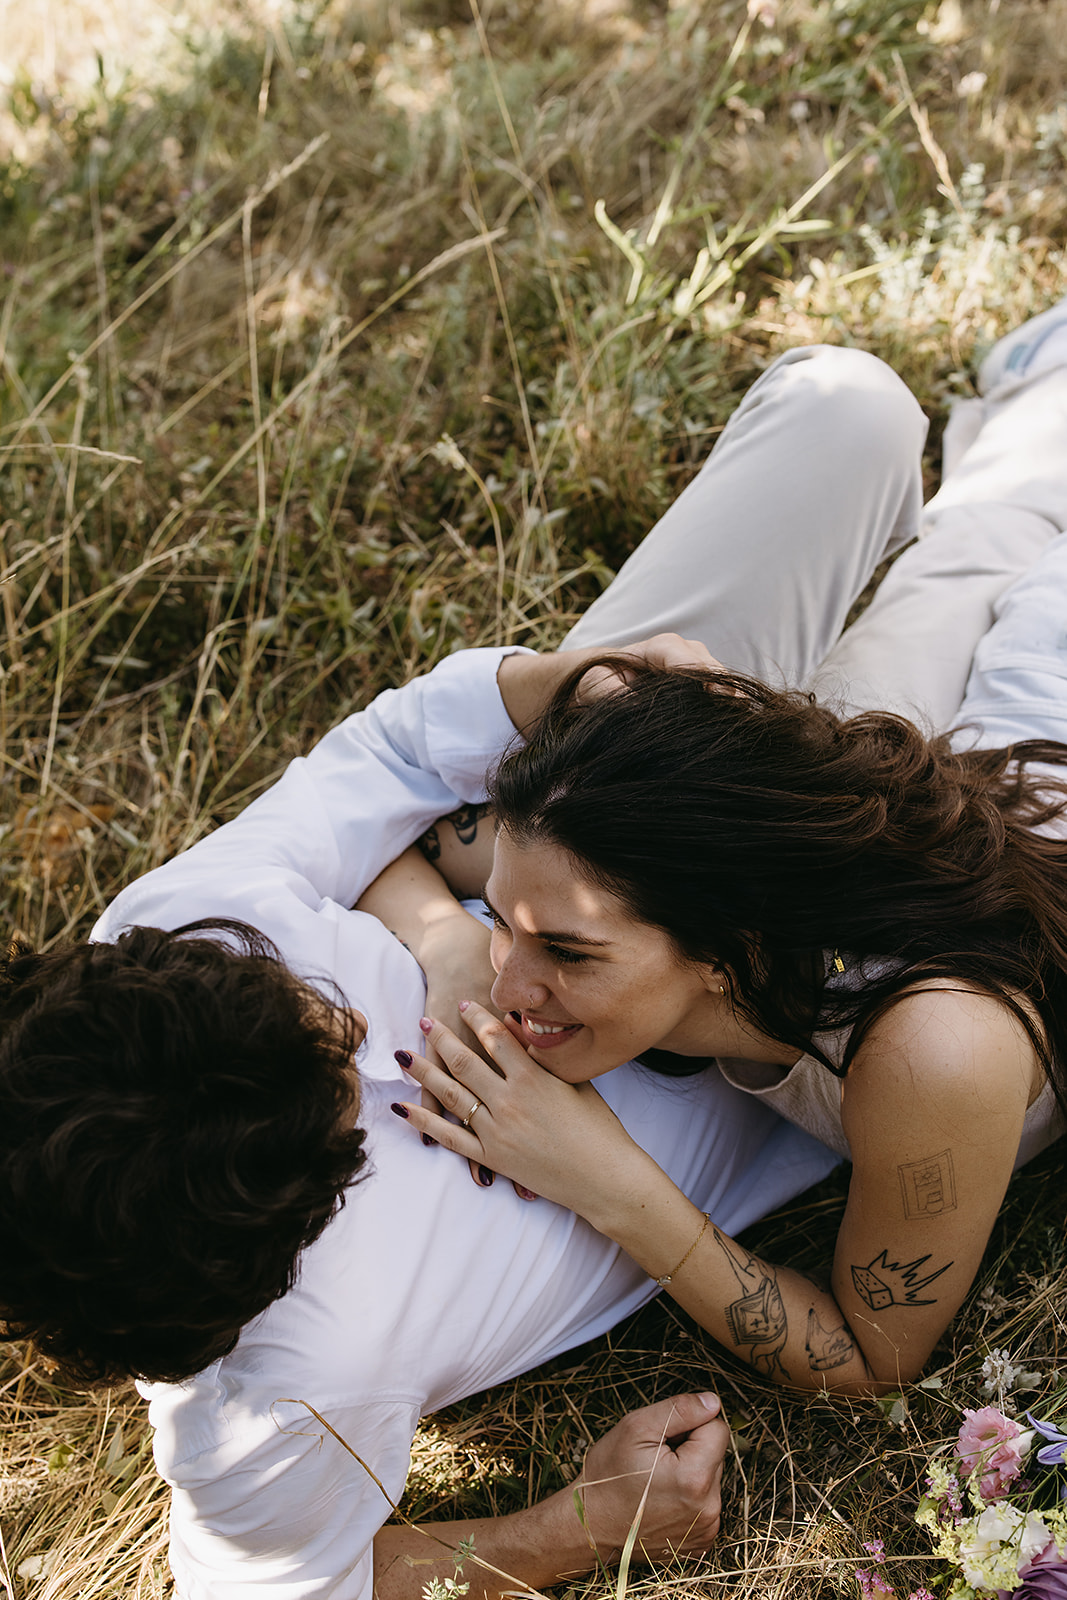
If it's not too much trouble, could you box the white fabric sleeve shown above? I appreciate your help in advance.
[159,1394,421,1600]
[93,647,529,945]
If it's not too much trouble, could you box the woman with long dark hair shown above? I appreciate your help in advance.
[381,305,1067,1393]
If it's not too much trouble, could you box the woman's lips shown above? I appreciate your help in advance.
[519,1015,582,1050]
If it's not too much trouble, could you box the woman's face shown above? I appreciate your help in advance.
[485,830,720,1083]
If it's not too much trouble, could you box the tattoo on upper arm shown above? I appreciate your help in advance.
[418,825,441,863]
[418,806,491,865]
[851,1249,953,1311]
[898,1150,957,1219]
[805,1307,855,1372]
[713,1228,791,1381]
[446,803,490,845]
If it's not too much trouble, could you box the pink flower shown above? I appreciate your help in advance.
[956,1406,1035,1501]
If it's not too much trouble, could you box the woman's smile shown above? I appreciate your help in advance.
[515,1013,584,1049]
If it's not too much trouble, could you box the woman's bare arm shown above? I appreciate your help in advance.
[393,993,1036,1393]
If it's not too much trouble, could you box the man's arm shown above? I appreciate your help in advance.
[415,803,496,900]
[373,1394,729,1600]
[93,648,527,950]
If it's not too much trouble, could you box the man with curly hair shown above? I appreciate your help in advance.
[0,640,837,1600]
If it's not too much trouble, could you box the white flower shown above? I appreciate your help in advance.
[1020,1512,1055,1566]
[957,1506,1054,1590]
[980,1348,1042,1399]
[982,1348,1019,1395]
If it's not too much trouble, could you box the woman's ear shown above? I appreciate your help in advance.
[697,965,728,998]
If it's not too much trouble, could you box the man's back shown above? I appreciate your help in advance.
[143,913,830,1598]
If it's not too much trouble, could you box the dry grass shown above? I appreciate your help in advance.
[2,0,1067,1593]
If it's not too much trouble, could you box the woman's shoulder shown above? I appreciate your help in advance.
[846,981,1043,1114]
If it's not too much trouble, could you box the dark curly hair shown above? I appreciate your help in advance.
[490,662,1067,1105]
[0,919,368,1386]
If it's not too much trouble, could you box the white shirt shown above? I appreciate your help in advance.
[93,648,839,1600]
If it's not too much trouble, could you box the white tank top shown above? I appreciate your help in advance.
[717,966,1065,1170]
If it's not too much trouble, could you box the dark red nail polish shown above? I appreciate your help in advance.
[477,1165,494,1187]
[390,1102,410,1120]
[509,1010,521,1022]
[421,1133,438,1148]
[394,1049,413,1069]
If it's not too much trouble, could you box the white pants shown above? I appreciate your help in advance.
[565,344,1067,751]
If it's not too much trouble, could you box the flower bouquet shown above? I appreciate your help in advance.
[913,1393,1067,1599]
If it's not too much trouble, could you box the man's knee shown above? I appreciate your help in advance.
[757,344,928,462]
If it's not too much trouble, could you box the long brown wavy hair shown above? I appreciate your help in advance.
[489,663,1067,1106]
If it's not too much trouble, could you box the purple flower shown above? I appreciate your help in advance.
[1027,1414,1067,1467]
[1005,1562,1067,1600]
[855,1570,895,1599]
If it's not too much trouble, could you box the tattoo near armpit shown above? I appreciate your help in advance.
[446,803,490,845]
[713,1228,791,1382]
[805,1307,855,1372]
[898,1150,957,1219]
[851,1249,952,1311]
[418,824,441,863]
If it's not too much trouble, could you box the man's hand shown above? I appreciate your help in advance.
[498,633,726,734]
[576,633,728,704]
[372,1393,729,1599]
[575,1392,729,1561]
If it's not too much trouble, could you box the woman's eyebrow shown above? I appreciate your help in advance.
[481,889,612,948]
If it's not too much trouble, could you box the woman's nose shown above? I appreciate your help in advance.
[490,948,550,1014]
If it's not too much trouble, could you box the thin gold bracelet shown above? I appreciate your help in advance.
[655,1212,711,1286]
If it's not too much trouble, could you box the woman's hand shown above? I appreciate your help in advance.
[356,849,517,1191]
[392,1002,659,1224]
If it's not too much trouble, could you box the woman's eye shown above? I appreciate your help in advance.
[547,943,589,967]
[483,902,510,933]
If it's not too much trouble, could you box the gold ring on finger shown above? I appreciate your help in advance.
[460,1099,483,1129]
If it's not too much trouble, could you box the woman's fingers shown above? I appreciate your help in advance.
[391,1093,536,1198]
[398,1046,488,1123]
[451,1000,535,1071]
[418,1084,444,1149]
[396,1015,540,1199]
[390,1080,485,1156]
